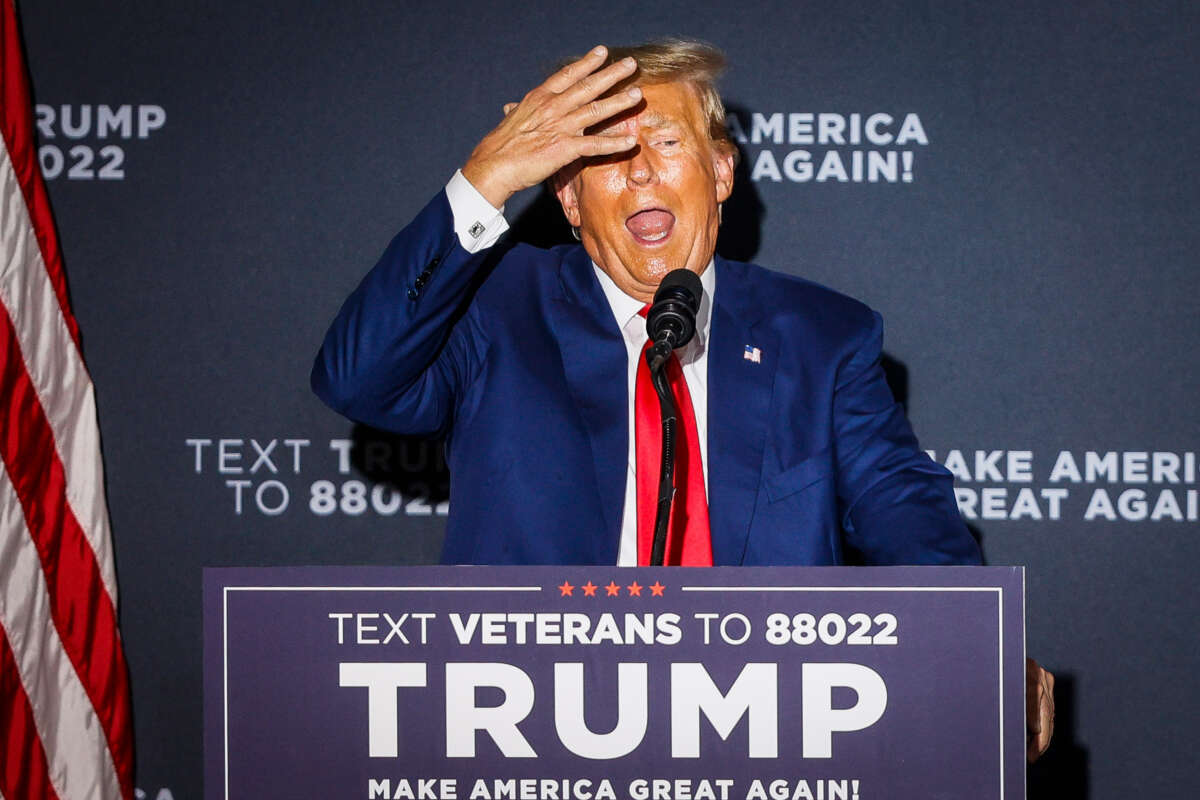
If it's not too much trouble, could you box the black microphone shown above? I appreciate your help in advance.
[645,269,702,370]
[642,269,703,566]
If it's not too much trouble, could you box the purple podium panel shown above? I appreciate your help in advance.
[203,566,1025,800]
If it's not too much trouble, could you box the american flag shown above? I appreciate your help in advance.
[743,344,761,363]
[0,2,135,798]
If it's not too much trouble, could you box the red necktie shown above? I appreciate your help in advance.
[635,306,713,566]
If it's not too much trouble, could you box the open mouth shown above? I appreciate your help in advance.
[625,208,675,245]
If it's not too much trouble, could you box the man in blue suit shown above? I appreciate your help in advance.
[312,38,1054,759]
[313,39,978,568]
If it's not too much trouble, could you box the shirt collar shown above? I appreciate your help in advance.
[592,258,716,347]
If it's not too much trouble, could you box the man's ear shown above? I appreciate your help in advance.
[552,169,582,228]
[713,144,735,204]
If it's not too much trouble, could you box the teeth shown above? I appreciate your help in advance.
[642,231,668,241]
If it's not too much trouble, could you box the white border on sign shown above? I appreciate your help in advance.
[219,582,1015,800]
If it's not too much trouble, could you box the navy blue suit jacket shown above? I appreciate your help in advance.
[312,191,980,566]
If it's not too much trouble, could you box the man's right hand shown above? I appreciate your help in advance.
[461,45,643,209]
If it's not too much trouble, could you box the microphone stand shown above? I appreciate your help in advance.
[646,341,676,567]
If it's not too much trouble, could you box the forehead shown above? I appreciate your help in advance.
[604,81,708,133]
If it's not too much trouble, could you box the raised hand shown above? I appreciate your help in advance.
[461,46,642,208]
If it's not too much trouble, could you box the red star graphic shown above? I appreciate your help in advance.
[605,581,620,596]
[582,581,598,597]
[558,580,574,596]
[627,581,643,596]
[649,581,665,596]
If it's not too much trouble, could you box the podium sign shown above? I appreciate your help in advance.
[204,566,1024,799]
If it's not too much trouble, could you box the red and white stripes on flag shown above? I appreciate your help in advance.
[0,2,135,799]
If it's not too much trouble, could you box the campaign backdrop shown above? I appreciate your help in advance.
[18,1,1198,798]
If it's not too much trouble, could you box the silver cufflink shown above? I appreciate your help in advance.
[468,221,485,238]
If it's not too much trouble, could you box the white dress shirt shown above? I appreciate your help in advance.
[444,170,714,565]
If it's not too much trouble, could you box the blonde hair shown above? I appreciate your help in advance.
[572,38,736,160]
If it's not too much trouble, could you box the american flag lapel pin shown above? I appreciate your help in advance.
[743,345,762,363]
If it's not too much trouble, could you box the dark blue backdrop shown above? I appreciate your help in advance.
[21,1,1199,797]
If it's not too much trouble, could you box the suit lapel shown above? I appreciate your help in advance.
[707,258,777,564]
[545,247,627,563]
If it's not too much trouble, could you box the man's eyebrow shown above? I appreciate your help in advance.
[591,111,682,135]
[638,112,680,129]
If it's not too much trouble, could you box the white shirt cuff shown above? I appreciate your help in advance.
[445,169,509,252]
